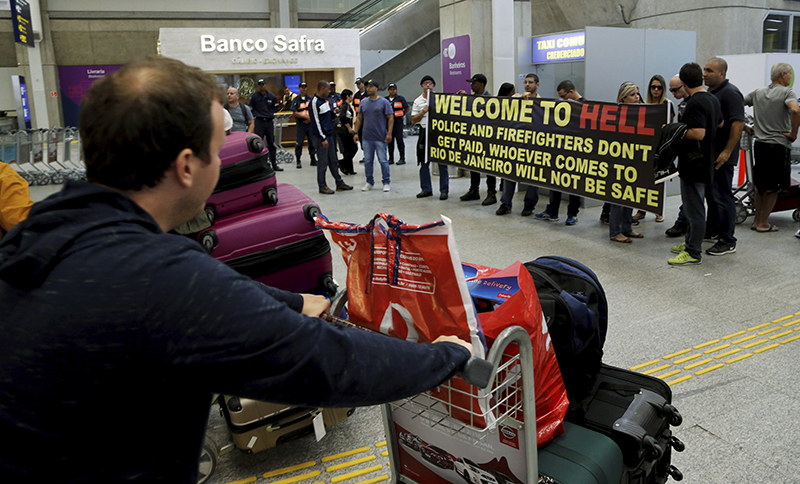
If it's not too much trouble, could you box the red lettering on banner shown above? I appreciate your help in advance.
[599,105,618,132]
[618,105,636,134]
[637,106,655,136]
[580,103,601,130]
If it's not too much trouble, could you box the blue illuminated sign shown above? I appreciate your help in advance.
[531,31,586,64]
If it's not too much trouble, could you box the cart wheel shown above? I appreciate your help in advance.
[793,208,800,222]
[200,230,217,254]
[735,202,748,224]
[204,206,216,226]
[20,173,34,184]
[264,186,278,206]
[35,173,51,185]
[197,436,219,484]
[51,173,65,184]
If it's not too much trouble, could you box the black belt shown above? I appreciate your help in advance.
[256,117,274,121]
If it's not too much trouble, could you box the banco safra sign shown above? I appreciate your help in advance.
[201,34,325,53]
[159,28,360,73]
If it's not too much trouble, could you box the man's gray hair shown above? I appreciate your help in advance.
[771,62,792,81]
[227,86,239,94]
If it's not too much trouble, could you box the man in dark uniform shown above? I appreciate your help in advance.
[386,83,409,165]
[290,82,317,169]
[329,82,343,107]
[249,79,283,171]
[309,80,353,194]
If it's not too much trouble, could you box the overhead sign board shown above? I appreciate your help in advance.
[158,28,360,72]
[10,0,34,47]
[531,31,585,64]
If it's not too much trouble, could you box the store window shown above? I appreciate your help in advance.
[763,14,790,52]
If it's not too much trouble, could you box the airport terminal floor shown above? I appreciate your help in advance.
[29,140,800,484]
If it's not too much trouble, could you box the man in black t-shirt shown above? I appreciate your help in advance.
[669,63,723,266]
[703,57,745,256]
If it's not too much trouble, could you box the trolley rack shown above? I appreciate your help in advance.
[273,112,295,164]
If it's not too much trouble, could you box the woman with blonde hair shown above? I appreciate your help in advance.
[609,82,645,243]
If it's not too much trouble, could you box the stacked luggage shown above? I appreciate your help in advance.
[467,257,685,483]
[198,132,349,454]
[196,131,337,296]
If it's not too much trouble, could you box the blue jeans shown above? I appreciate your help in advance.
[609,205,633,238]
[680,178,707,259]
[417,131,449,194]
[500,181,538,209]
[546,191,581,217]
[363,139,390,186]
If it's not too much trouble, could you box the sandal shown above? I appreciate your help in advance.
[655,215,664,223]
[610,235,632,243]
[624,232,644,238]
[755,224,779,233]
[633,210,646,221]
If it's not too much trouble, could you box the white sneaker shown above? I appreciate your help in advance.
[795,229,800,239]
[362,183,373,191]
[383,184,390,192]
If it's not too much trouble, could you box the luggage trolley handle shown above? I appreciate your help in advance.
[319,313,495,389]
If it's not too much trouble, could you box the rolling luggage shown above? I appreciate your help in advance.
[198,183,337,296]
[218,395,353,454]
[566,364,684,484]
[538,421,625,484]
[205,131,278,224]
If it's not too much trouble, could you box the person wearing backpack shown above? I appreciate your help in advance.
[224,87,254,133]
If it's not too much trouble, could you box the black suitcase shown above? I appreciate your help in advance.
[566,364,685,483]
[538,421,625,484]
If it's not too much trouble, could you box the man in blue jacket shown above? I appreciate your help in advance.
[310,80,353,194]
[0,56,472,483]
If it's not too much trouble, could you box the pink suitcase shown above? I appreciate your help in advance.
[198,184,336,295]
[205,131,278,224]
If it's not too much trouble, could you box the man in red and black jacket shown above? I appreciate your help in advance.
[386,83,409,165]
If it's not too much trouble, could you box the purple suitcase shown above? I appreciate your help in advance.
[205,131,278,224]
[198,184,337,296]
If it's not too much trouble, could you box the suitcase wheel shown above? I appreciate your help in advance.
[263,186,279,206]
[320,273,338,296]
[227,396,243,412]
[200,230,218,254]
[643,435,664,461]
[204,205,217,225]
[247,136,265,153]
[670,435,685,452]
[303,204,320,222]
[668,465,684,481]
[663,404,683,426]
[793,208,800,222]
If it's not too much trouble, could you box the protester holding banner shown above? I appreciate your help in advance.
[497,73,541,216]
[665,74,691,238]
[537,80,586,225]
[457,74,497,206]
[413,75,449,200]
[636,74,671,223]
[668,63,723,265]
[609,82,645,243]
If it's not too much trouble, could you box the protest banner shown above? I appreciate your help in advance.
[426,93,667,214]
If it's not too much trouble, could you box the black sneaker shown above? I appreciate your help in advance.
[706,241,736,256]
[665,222,688,237]
[296,163,302,169]
[397,159,406,165]
[439,193,448,200]
[273,164,284,172]
[496,204,511,215]
[416,191,433,198]
[388,159,395,165]
[460,190,480,201]
[310,161,318,166]
[319,186,335,195]
[481,191,497,206]
[336,183,354,191]
[521,206,535,217]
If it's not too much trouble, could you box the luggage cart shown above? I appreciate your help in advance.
[273,113,295,164]
[16,130,51,185]
[61,127,87,179]
[382,325,539,484]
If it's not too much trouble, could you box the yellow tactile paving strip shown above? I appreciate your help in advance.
[224,442,390,484]
[631,311,800,386]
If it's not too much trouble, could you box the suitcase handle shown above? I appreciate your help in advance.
[320,313,494,388]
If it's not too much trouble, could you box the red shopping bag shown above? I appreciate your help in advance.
[317,213,491,427]
[478,262,569,447]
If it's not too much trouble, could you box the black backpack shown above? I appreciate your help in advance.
[523,256,608,406]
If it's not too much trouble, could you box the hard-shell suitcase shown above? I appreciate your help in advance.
[538,421,625,484]
[567,364,685,484]
[205,131,278,223]
[198,183,337,295]
[218,395,354,454]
